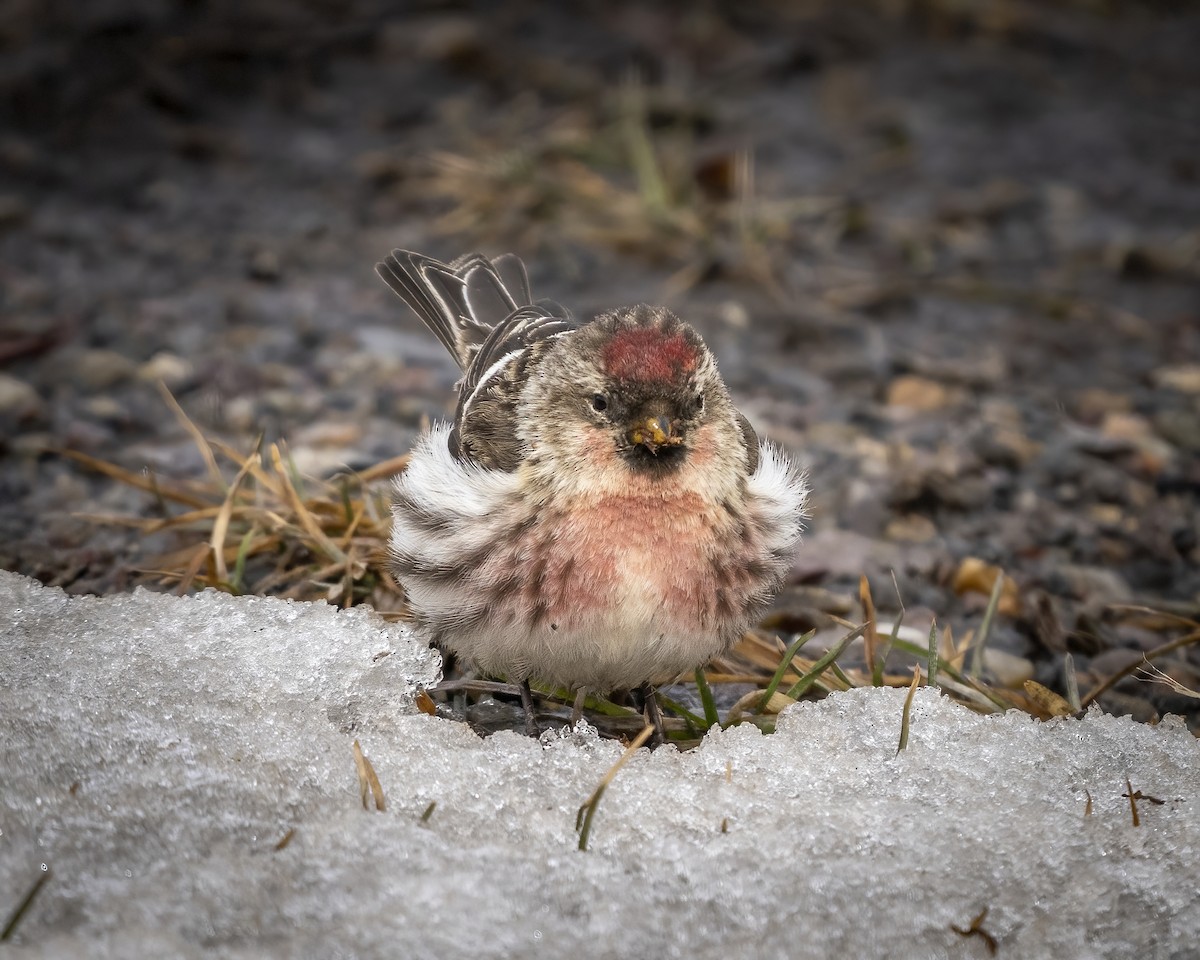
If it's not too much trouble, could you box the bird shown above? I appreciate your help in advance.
[375,249,807,742]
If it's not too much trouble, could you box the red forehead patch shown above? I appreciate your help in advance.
[600,327,699,384]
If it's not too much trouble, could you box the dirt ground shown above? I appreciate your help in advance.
[1,0,1198,727]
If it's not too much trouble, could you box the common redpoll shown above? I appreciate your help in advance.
[376,250,807,738]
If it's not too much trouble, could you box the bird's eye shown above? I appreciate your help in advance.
[591,394,608,413]
[695,392,705,412]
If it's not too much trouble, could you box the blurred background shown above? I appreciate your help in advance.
[1,0,1197,724]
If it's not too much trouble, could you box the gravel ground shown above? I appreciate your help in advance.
[1,0,1198,728]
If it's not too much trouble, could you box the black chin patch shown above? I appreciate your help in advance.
[621,443,688,474]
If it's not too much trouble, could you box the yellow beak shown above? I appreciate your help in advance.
[628,416,681,453]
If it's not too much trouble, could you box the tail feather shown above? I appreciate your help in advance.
[375,249,535,371]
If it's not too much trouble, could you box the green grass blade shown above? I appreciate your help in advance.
[1064,653,1081,712]
[656,692,707,730]
[873,613,904,686]
[230,527,256,595]
[784,624,868,700]
[695,668,719,728]
[927,619,939,688]
[758,629,815,712]
[970,571,1005,680]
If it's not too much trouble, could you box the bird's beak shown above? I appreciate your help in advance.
[628,416,682,454]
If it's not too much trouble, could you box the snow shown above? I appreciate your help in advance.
[0,569,1197,959]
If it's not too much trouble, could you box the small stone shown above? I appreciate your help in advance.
[72,348,137,390]
[1153,409,1200,454]
[137,351,195,388]
[1101,411,1153,444]
[354,149,406,187]
[983,649,1035,689]
[0,374,42,418]
[0,194,30,228]
[951,557,1022,617]
[80,396,126,423]
[1100,411,1176,463]
[247,248,282,282]
[1057,564,1133,603]
[1152,364,1200,394]
[884,514,938,543]
[1087,503,1124,529]
[971,425,1039,469]
[294,422,365,448]
[1089,647,1144,680]
[885,375,951,411]
[1071,388,1131,424]
[290,446,367,478]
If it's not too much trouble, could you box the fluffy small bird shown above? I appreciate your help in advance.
[376,250,807,740]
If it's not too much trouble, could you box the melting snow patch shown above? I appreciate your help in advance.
[0,570,1197,959]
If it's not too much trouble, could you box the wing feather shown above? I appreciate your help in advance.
[375,248,578,470]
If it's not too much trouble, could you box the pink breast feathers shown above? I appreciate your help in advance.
[600,327,699,386]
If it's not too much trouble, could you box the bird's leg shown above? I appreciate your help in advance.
[570,688,588,727]
[636,682,666,747]
[519,680,540,737]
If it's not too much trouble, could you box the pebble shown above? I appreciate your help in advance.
[1101,411,1176,461]
[0,193,30,228]
[1152,409,1200,454]
[951,557,1023,617]
[80,396,128,424]
[1088,647,1144,680]
[884,514,938,543]
[982,648,1036,688]
[294,421,366,448]
[1056,564,1133,603]
[137,351,195,389]
[1152,364,1200,394]
[70,348,138,391]
[1071,388,1131,423]
[885,375,953,411]
[247,248,282,281]
[0,374,42,418]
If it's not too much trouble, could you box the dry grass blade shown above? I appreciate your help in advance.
[860,575,878,677]
[576,724,654,852]
[1125,778,1140,827]
[896,665,921,754]
[727,689,795,724]
[157,381,225,491]
[269,444,347,564]
[1023,680,1073,718]
[352,739,386,812]
[351,453,411,484]
[1135,662,1200,700]
[175,542,211,595]
[1081,629,1200,707]
[62,449,210,509]
[873,570,906,686]
[1105,604,1200,631]
[1,867,52,942]
[950,907,997,956]
[210,437,262,585]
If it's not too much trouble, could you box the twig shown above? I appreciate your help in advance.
[1080,629,1200,707]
